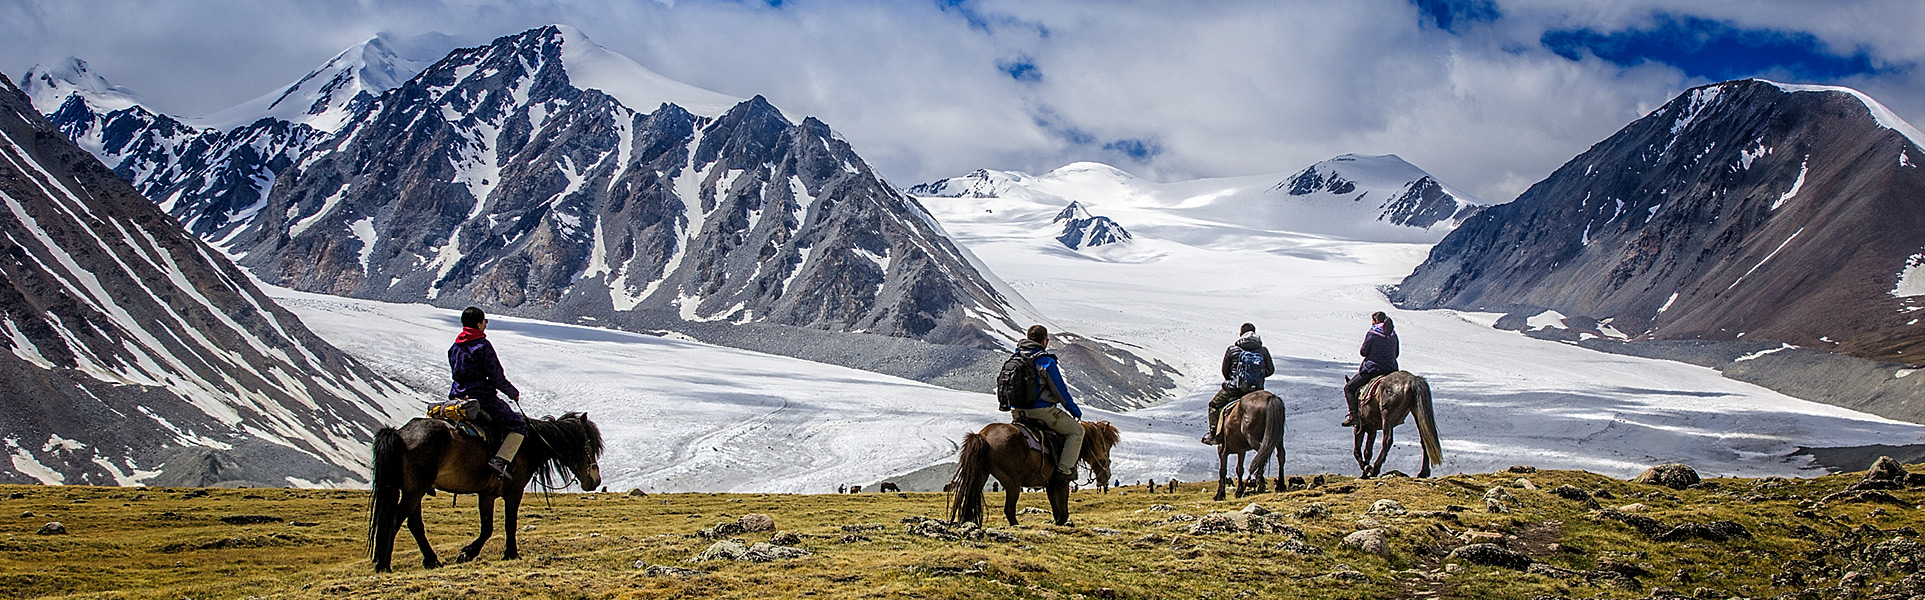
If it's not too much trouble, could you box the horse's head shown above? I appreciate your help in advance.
[1080,420,1120,487]
[533,412,603,492]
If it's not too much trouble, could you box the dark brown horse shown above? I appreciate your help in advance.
[1349,371,1441,478]
[948,420,1120,527]
[1212,390,1286,501]
[367,412,603,572]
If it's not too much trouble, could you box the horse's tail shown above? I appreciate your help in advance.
[367,426,405,562]
[1412,375,1443,465]
[948,432,990,525]
[1249,392,1287,480]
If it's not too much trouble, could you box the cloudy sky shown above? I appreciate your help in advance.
[3,0,1919,202]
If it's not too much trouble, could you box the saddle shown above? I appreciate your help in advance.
[1011,417,1066,462]
[426,399,503,442]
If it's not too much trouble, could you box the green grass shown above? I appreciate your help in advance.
[2,468,1919,599]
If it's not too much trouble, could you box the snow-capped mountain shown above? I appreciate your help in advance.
[0,72,421,487]
[1275,154,1483,231]
[20,57,144,115]
[913,156,1481,245]
[194,32,454,133]
[1052,201,1132,249]
[196,25,1170,410]
[1396,79,1925,366]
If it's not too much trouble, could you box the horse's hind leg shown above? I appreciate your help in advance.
[1353,430,1372,476]
[1214,450,1230,501]
[458,493,496,563]
[403,492,440,569]
[1234,452,1249,498]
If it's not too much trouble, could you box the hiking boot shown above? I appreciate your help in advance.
[1050,471,1075,486]
[1340,414,1355,427]
[1199,433,1218,445]
[486,457,512,479]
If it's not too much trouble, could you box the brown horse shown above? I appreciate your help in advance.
[367,412,603,572]
[1349,371,1442,478]
[948,420,1120,527]
[1212,390,1286,501]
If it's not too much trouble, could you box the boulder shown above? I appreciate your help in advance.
[1369,499,1409,515]
[1632,464,1701,490]
[1341,528,1391,557]
[738,513,775,533]
[1866,456,1907,481]
[1240,502,1270,516]
[1448,543,1532,569]
[1549,485,1591,502]
[1190,513,1245,535]
[36,522,66,535]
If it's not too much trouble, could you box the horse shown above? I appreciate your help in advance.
[948,420,1120,527]
[367,412,603,572]
[1212,390,1286,501]
[1348,371,1442,478]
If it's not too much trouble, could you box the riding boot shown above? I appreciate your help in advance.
[1201,406,1221,445]
[1341,394,1358,428]
[488,432,524,479]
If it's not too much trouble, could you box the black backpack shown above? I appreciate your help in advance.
[995,351,1046,411]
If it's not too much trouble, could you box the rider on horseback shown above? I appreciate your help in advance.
[448,307,529,479]
[1010,325,1084,484]
[1202,323,1273,445]
[1342,312,1398,427]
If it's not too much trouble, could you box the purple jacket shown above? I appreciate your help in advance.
[449,330,520,401]
[1359,324,1398,375]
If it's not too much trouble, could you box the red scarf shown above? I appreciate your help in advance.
[455,327,487,344]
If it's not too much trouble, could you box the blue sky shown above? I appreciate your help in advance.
[2,0,1919,202]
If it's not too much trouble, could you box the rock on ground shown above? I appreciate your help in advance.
[1342,528,1391,557]
[1632,464,1701,490]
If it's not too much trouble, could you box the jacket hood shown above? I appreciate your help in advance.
[1235,332,1264,350]
[455,327,487,344]
[1017,338,1047,353]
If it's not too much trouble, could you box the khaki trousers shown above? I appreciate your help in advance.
[1013,406,1083,478]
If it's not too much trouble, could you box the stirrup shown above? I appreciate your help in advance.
[487,457,512,479]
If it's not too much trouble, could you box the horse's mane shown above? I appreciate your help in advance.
[527,412,603,490]
[1081,420,1120,450]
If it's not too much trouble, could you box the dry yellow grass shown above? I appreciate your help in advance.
[3,467,1922,599]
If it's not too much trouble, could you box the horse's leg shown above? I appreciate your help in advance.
[403,491,440,569]
[1353,429,1370,476]
[457,492,496,563]
[1002,483,1021,527]
[373,493,401,572]
[502,488,524,560]
[1048,476,1071,526]
[1371,426,1395,478]
[1214,448,1230,502]
[1234,452,1248,498]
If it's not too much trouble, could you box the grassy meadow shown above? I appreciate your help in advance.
[3,466,1923,599]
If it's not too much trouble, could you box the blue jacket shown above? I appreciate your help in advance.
[1012,340,1082,419]
[449,329,520,401]
[1359,324,1399,375]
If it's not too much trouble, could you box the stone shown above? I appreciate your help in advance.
[737,513,775,533]
[689,540,811,562]
[1240,502,1270,516]
[1616,503,1648,513]
[1653,521,1751,543]
[745,542,811,561]
[1369,499,1408,515]
[1190,512,1245,535]
[1506,465,1538,474]
[1865,456,1906,481]
[984,529,1020,543]
[1146,504,1175,512]
[626,488,648,497]
[1484,487,1519,507]
[1632,464,1701,490]
[768,531,802,546]
[219,515,282,525]
[1485,498,1510,514]
[36,522,66,535]
[1296,503,1330,519]
[1514,478,1538,490]
[638,562,705,577]
[1458,530,1507,546]
[1549,485,1591,502]
[1275,538,1324,555]
[1448,543,1533,570]
[1341,528,1391,557]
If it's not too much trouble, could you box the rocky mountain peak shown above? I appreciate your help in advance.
[20,57,145,115]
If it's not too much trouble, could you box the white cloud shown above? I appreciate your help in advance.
[1,0,1918,203]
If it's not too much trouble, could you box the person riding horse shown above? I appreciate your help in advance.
[1342,312,1398,427]
[1009,324,1084,484]
[449,306,529,479]
[1202,323,1274,445]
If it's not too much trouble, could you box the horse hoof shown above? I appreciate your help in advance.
[455,552,476,564]
[503,552,520,560]
[423,559,442,569]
